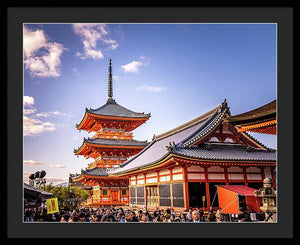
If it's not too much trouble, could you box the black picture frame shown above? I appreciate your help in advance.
[5,4,293,238]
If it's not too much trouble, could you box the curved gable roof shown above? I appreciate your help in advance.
[110,102,226,175]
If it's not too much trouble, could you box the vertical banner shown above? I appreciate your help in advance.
[46,198,59,214]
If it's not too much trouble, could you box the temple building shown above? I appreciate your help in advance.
[109,100,276,212]
[70,59,150,208]
[227,100,276,135]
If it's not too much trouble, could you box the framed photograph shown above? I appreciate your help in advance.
[6,4,293,238]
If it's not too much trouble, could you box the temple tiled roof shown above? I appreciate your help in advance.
[70,168,110,180]
[172,143,276,162]
[86,99,151,119]
[84,167,110,177]
[109,100,277,176]
[181,103,228,148]
[84,137,149,147]
[74,137,149,154]
[110,101,229,175]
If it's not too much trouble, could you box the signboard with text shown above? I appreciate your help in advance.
[46,198,59,214]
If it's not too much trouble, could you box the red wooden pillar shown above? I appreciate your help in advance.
[110,189,113,208]
[204,167,210,211]
[182,166,189,211]
[118,188,121,204]
[243,167,248,186]
[271,167,276,189]
[156,171,160,208]
[261,167,265,182]
[169,167,174,208]
[144,173,147,210]
[224,166,229,185]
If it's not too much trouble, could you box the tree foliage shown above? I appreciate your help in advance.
[44,184,89,210]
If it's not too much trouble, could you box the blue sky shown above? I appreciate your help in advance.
[23,23,276,184]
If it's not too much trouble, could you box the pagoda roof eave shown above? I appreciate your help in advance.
[86,111,151,121]
[71,174,85,182]
[74,138,149,155]
[76,110,90,130]
[86,99,151,119]
[76,111,150,132]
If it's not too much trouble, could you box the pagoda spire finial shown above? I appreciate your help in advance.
[107,59,114,102]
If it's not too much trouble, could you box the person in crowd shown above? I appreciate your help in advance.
[153,207,160,218]
[216,207,223,222]
[137,210,143,221]
[140,213,150,222]
[116,212,126,222]
[64,214,69,222]
[131,211,139,222]
[192,210,201,222]
[206,209,216,222]
[24,205,256,223]
[125,211,135,222]
[152,213,161,222]
[179,213,187,222]
[186,208,193,222]
[174,217,181,222]
[100,209,116,222]
[24,208,32,222]
[78,212,86,222]
[164,208,171,219]
[168,214,176,222]
[238,208,252,222]
[199,209,204,221]
[162,216,169,222]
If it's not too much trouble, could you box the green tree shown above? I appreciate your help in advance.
[44,184,89,210]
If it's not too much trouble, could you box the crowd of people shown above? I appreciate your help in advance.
[24,206,256,223]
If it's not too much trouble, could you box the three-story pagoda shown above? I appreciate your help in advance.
[71,59,150,208]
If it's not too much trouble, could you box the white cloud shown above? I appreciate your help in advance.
[121,56,149,73]
[135,85,166,93]
[72,67,79,73]
[23,26,66,78]
[23,116,56,137]
[24,160,43,165]
[48,164,66,169]
[121,61,144,73]
[23,96,37,115]
[34,112,49,117]
[23,95,73,137]
[102,38,118,50]
[23,108,37,115]
[72,23,118,60]
[45,177,68,185]
[23,96,35,106]
[23,160,65,169]
[23,27,47,58]
[35,110,73,118]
